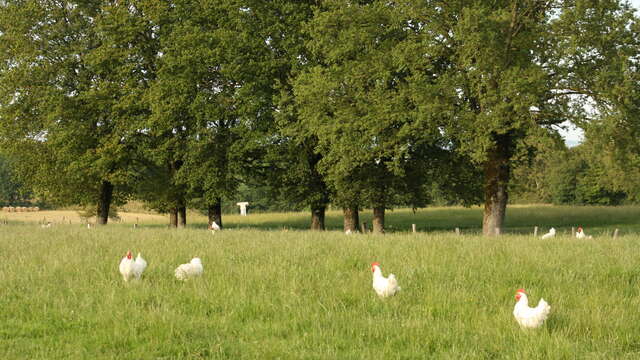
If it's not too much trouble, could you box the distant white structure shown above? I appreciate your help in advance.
[236,202,249,216]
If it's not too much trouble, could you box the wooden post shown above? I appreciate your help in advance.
[361,222,367,234]
[455,227,460,236]
[412,224,416,233]
[534,226,538,237]
[571,227,575,237]
[613,228,619,239]
[133,223,138,229]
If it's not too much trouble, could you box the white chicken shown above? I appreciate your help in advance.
[209,221,221,231]
[513,288,551,329]
[175,257,204,281]
[576,226,592,239]
[540,227,556,239]
[119,251,147,282]
[371,262,400,298]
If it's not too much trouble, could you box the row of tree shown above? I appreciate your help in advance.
[510,135,635,205]
[1,1,638,235]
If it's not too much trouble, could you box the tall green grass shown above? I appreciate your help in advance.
[1,212,640,358]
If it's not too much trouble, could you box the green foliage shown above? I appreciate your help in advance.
[0,155,32,206]
[510,137,631,205]
[138,0,297,214]
[584,118,640,202]
[293,1,471,211]
[292,1,640,221]
[0,0,137,211]
[258,139,332,212]
[259,1,332,214]
[1,0,638,224]
[556,0,640,201]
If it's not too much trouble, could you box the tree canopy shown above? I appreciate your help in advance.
[0,0,638,232]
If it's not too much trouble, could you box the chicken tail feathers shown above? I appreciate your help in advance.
[537,298,551,318]
[175,268,185,281]
[388,274,400,292]
[388,274,396,283]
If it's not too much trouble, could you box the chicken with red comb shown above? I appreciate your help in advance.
[576,227,592,239]
[119,251,147,282]
[513,289,551,328]
[371,262,400,298]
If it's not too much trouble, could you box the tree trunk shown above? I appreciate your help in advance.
[310,205,326,231]
[372,206,385,234]
[96,180,113,225]
[482,135,512,236]
[178,206,187,228]
[208,199,222,229]
[169,208,178,228]
[343,206,360,233]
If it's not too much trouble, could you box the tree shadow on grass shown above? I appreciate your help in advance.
[125,206,640,235]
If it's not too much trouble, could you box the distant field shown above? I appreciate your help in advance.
[1,221,640,359]
[0,210,167,225]
[3,205,639,236]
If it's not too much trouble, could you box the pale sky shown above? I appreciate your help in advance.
[559,0,640,146]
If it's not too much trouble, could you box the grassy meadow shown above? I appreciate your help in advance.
[5,204,639,235]
[1,205,640,359]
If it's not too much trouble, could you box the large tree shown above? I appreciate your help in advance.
[292,0,638,236]
[259,136,332,230]
[145,0,291,228]
[293,1,467,233]
[0,0,142,224]
[416,0,639,235]
[251,0,333,231]
[577,3,640,201]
